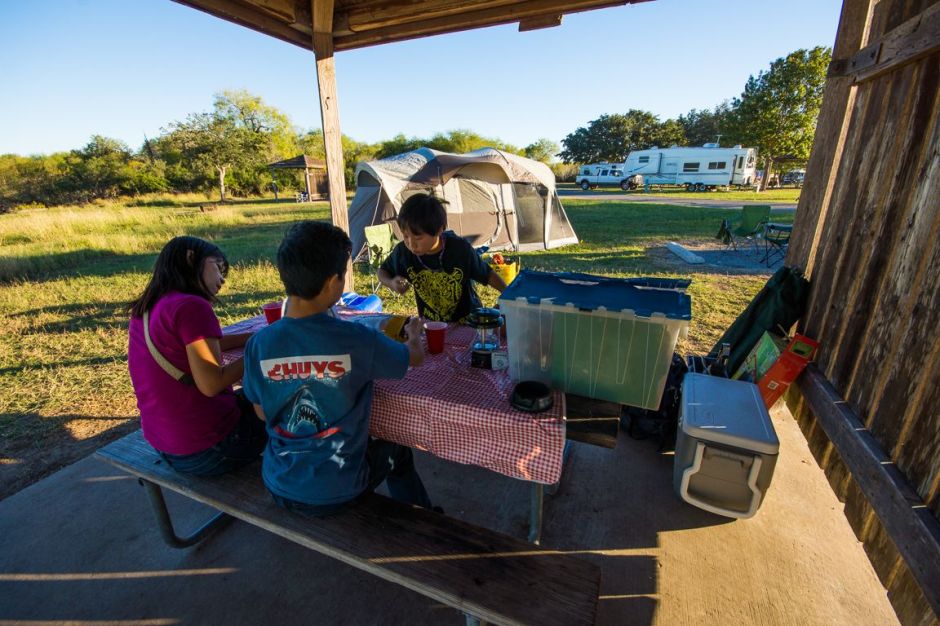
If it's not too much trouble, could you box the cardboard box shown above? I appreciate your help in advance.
[733,332,818,407]
[758,334,819,407]
[732,331,788,383]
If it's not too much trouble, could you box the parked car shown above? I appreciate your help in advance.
[780,170,805,187]
[576,163,638,190]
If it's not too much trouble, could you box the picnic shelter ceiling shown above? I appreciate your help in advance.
[172,0,653,52]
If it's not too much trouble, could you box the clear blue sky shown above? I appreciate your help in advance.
[0,0,842,156]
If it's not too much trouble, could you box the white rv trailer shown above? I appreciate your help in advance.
[623,144,758,191]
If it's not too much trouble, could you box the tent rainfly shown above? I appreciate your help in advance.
[347,147,579,257]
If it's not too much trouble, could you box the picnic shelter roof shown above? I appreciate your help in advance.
[268,155,326,170]
[172,0,653,51]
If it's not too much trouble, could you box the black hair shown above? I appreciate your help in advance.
[277,220,351,298]
[129,236,228,317]
[396,193,447,236]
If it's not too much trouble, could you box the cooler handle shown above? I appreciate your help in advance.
[680,442,763,519]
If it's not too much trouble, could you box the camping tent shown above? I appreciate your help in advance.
[347,147,579,256]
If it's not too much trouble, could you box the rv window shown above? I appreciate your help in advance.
[581,168,590,175]
[639,156,650,164]
[612,170,623,176]
[708,161,727,170]
[600,170,609,176]
[683,162,700,173]
[737,156,743,169]
[747,156,755,167]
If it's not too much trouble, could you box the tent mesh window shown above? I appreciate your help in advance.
[514,183,546,245]
[549,195,577,241]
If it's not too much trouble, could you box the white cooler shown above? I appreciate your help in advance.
[673,374,779,519]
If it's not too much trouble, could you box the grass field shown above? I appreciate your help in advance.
[0,196,792,499]
[557,183,803,203]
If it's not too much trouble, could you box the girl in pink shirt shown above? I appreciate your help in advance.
[127,236,266,475]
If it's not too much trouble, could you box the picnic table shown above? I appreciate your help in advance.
[222,309,568,542]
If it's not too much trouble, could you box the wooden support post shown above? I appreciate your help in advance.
[312,0,353,292]
[787,0,874,277]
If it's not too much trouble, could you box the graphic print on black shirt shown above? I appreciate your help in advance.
[380,231,491,322]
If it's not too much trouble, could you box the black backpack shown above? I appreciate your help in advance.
[620,353,688,451]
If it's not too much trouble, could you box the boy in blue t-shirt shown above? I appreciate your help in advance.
[243,220,431,516]
[377,193,506,322]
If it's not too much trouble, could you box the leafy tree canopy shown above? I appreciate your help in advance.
[677,102,736,148]
[725,46,831,181]
[559,110,685,164]
[524,138,560,163]
[373,129,520,160]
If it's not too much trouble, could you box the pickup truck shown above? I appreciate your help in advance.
[575,164,638,191]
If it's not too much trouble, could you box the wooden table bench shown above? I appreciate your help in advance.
[95,430,601,626]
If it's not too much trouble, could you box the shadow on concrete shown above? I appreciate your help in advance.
[0,415,138,502]
[0,409,900,625]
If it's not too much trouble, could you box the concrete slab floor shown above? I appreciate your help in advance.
[0,405,899,625]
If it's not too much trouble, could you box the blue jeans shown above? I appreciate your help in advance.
[271,438,432,517]
[160,391,267,476]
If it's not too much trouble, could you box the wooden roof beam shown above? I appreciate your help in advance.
[334,0,631,51]
[172,0,310,48]
[342,0,522,31]
[518,14,563,31]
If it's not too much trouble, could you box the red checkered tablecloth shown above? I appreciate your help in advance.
[222,312,566,484]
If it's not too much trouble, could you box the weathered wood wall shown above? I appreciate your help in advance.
[787,0,940,623]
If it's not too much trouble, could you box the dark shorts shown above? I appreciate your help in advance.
[271,437,431,516]
[160,390,267,477]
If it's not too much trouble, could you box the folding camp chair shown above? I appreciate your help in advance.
[361,223,399,292]
[761,223,792,267]
[717,205,771,253]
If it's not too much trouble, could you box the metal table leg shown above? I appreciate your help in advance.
[528,483,544,545]
[140,478,233,549]
[528,440,574,544]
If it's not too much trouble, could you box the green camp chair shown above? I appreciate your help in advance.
[363,223,399,291]
[716,205,771,253]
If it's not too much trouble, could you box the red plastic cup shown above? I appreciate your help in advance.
[424,321,447,354]
[262,301,282,324]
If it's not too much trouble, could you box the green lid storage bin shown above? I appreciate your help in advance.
[499,270,692,409]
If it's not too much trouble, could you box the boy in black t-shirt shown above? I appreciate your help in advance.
[377,193,506,322]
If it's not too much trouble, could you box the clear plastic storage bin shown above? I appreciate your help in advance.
[498,271,691,409]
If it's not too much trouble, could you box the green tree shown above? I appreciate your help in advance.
[163,112,257,200]
[725,47,831,189]
[372,129,519,160]
[159,91,299,199]
[677,102,735,147]
[524,138,560,163]
[296,129,377,190]
[60,136,136,202]
[559,110,686,164]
